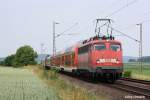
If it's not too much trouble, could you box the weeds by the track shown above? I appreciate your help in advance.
[124,63,150,81]
[32,66,106,100]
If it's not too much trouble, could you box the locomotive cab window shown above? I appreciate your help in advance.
[110,44,121,51]
[94,44,106,51]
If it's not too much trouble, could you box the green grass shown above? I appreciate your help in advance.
[0,66,58,100]
[124,63,150,80]
[33,66,106,100]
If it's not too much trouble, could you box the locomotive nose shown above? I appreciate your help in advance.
[91,42,123,68]
[96,58,120,64]
[94,54,122,66]
[92,48,122,67]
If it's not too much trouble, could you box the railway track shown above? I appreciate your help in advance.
[112,78,150,99]
[60,71,150,99]
[120,77,150,85]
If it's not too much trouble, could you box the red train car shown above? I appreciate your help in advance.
[44,35,123,82]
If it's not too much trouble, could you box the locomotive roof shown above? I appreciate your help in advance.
[78,39,121,48]
[54,35,121,57]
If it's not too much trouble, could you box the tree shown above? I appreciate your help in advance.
[13,45,37,67]
[0,61,4,66]
[4,54,15,66]
[128,59,136,62]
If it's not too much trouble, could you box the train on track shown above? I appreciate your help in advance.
[43,35,123,83]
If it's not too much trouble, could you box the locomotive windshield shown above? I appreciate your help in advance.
[94,44,106,50]
[110,44,121,51]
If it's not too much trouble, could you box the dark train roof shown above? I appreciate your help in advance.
[78,35,121,47]
[54,35,121,56]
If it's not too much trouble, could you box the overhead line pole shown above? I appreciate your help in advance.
[53,22,59,56]
[137,23,143,73]
[41,43,44,54]
[52,22,78,56]
[53,22,55,56]
[109,25,143,73]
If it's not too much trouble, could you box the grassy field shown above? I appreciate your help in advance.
[2,64,148,100]
[0,66,58,100]
[124,63,150,80]
[33,66,106,100]
[0,66,106,100]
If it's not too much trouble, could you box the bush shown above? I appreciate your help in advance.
[3,54,15,66]
[123,71,132,78]
[49,68,59,80]
[0,61,5,66]
[43,68,59,80]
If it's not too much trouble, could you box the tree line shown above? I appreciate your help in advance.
[129,56,150,63]
[0,45,37,67]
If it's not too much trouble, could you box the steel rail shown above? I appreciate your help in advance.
[120,77,150,85]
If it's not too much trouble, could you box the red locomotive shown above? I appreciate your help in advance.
[44,19,123,82]
[44,35,123,82]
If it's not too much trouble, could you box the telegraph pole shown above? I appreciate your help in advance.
[52,22,77,56]
[53,22,59,56]
[137,23,143,73]
[53,22,55,56]
[41,43,44,54]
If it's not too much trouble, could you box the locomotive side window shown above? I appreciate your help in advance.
[110,44,121,51]
[78,45,89,54]
[94,44,106,50]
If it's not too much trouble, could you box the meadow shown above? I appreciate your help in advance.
[1,64,148,100]
[0,66,58,100]
[0,66,106,100]
[124,63,150,80]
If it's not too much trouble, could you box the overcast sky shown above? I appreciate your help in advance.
[0,0,150,57]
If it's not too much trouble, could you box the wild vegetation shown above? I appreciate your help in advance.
[0,45,37,67]
[123,71,132,78]
[33,66,106,100]
[124,63,150,80]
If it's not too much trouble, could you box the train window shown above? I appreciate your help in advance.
[78,45,89,54]
[110,44,121,51]
[94,44,106,50]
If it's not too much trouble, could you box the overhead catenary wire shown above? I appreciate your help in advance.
[114,18,150,31]
[56,0,145,42]
[56,23,78,38]
[92,20,140,42]
[105,0,139,18]
[75,0,123,34]
[76,0,139,37]
[141,19,150,23]
[92,0,123,22]
[110,26,140,42]
[143,11,150,16]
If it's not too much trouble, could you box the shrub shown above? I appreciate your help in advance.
[48,68,59,80]
[3,54,15,66]
[123,71,132,78]
[43,68,59,80]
